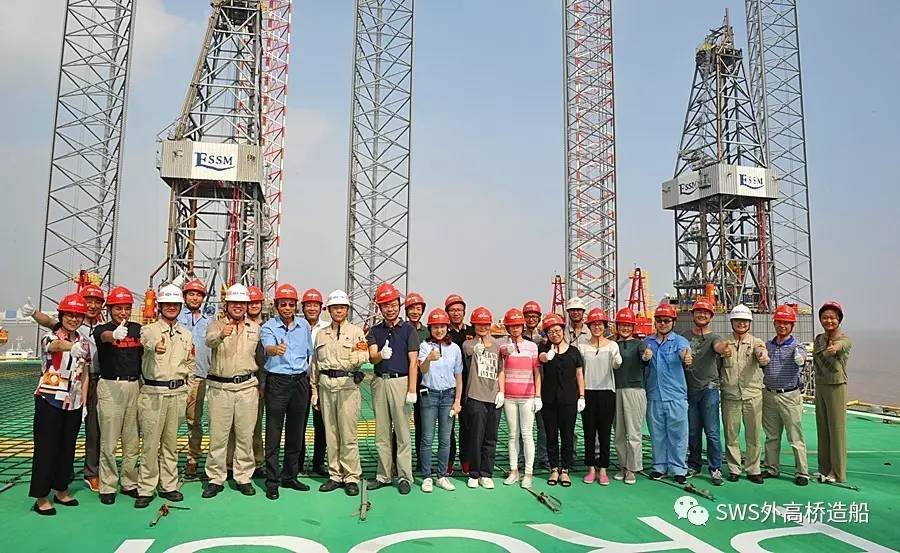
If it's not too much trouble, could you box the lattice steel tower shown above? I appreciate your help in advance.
[39,0,135,308]
[345,0,414,323]
[745,0,814,309]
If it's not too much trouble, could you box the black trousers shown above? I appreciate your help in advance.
[265,373,310,489]
[543,401,577,470]
[82,374,100,479]
[582,389,616,468]
[30,397,83,498]
[300,391,325,472]
[465,399,500,478]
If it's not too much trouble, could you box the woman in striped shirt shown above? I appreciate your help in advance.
[500,309,541,489]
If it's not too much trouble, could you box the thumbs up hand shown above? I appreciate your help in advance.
[155,335,167,354]
[754,344,767,361]
[274,339,287,356]
[681,347,693,366]
[380,339,393,360]
[641,346,653,362]
[793,347,806,367]
[825,340,840,356]
[21,297,35,317]
[112,319,128,341]
[221,321,235,338]
[70,341,87,360]
[720,342,734,358]
[426,345,441,362]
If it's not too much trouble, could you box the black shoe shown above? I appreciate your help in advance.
[398,479,411,495]
[159,489,184,502]
[52,495,79,507]
[281,479,310,492]
[649,471,665,480]
[319,479,343,492]
[134,495,154,509]
[727,472,740,482]
[686,467,701,478]
[762,471,777,479]
[366,479,390,491]
[32,502,56,516]
[674,475,687,485]
[252,467,266,479]
[266,487,279,500]
[748,474,764,484]
[202,483,224,499]
[345,482,360,496]
[236,483,256,496]
[121,487,139,498]
[795,475,810,486]
[100,493,116,505]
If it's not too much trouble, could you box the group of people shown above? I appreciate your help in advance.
[22,279,852,516]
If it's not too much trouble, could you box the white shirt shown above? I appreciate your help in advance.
[578,340,622,391]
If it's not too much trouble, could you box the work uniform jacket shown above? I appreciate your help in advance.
[139,320,195,395]
[720,332,769,401]
[205,318,261,392]
[314,321,369,372]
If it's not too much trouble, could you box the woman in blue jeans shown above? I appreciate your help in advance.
[416,308,463,492]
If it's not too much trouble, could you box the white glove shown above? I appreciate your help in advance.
[545,347,556,361]
[474,341,485,355]
[577,397,586,412]
[406,392,417,405]
[494,392,505,409]
[380,339,393,360]
[794,348,806,367]
[112,322,128,341]
[533,397,543,413]
[21,297,35,317]
[70,341,86,360]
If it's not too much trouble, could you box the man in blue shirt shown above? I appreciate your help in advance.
[260,283,314,500]
[178,278,211,479]
[643,303,692,484]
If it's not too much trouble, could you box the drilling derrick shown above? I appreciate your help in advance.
[663,12,776,313]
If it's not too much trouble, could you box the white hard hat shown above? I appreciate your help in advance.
[326,289,351,308]
[728,304,753,321]
[566,296,586,311]
[225,284,250,302]
[158,284,184,304]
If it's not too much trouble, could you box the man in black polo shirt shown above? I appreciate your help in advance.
[445,293,474,474]
[365,283,421,494]
[92,286,142,505]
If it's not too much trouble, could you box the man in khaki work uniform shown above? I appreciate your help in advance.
[202,284,261,498]
[719,304,769,484]
[136,284,195,508]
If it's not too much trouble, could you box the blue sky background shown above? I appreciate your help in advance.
[1,0,897,333]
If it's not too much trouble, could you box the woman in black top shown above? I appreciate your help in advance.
[537,314,585,486]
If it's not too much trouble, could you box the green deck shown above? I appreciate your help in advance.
[0,363,897,552]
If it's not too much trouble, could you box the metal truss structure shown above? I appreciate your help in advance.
[345,0,414,323]
[745,0,814,309]
[563,0,618,314]
[39,0,135,309]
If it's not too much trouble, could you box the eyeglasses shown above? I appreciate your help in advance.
[546,328,563,336]
[655,318,674,324]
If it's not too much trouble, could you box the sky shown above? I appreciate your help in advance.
[1,0,897,333]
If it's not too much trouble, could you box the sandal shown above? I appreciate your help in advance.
[559,469,572,487]
[547,468,559,486]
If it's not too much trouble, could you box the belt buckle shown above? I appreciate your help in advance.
[168,380,179,390]
[233,375,243,384]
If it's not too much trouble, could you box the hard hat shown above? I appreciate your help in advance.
[427,308,450,326]
[818,300,844,322]
[654,303,678,319]
[157,284,185,304]
[566,296,586,311]
[247,285,264,302]
[80,284,105,302]
[541,313,565,332]
[691,299,715,315]
[183,279,206,295]
[522,300,542,315]
[275,283,299,301]
[470,306,493,326]
[444,294,466,310]
[224,284,250,302]
[773,304,797,323]
[58,293,88,315]
[325,289,351,308]
[728,304,753,321]
[106,286,134,306]
[586,307,609,325]
[301,288,323,305]
[615,307,636,325]
[503,308,525,327]
[374,282,400,305]
[404,292,426,310]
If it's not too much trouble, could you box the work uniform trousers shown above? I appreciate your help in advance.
[83,374,100,480]
[30,398,83,498]
[372,375,413,483]
[465,399,501,478]
[647,398,688,476]
[319,374,362,484]
[264,372,310,489]
[582,389,616,468]
[687,385,723,474]
[542,401,578,470]
[185,374,207,464]
[615,388,646,472]
[504,398,535,474]
[722,395,763,476]
[206,385,259,485]
[227,398,264,469]
[96,379,140,494]
[138,389,188,496]
[815,382,847,482]
[763,389,808,477]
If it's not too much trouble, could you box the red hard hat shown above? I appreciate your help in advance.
[654,303,678,319]
[248,285,264,302]
[405,292,426,309]
[586,307,609,325]
[503,308,525,326]
[427,308,450,326]
[773,304,797,323]
[183,279,206,295]
[470,306,493,326]
[444,294,466,310]
[375,283,400,305]
[274,283,299,301]
[615,307,636,325]
[58,293,88,315]
[301,288,323,305]
[541,313,565,332]
[106,286,134,306]
[691,299,715,315]
[80,284,105,302]
[818,300,844,322]
[522,300,542,315]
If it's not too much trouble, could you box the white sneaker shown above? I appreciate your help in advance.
[421,477,433,493]
[521,474,533,489]
[614,471,625,481]
[436,477,456,491]
[503,471,519,486]
[467,477,479,488]
[479,477,495,489]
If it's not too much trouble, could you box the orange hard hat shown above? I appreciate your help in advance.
[615,307,636,325]
[106,286,134,306]
[444,294,466,310]
[691,299,715,314]
[427,308,450,326]
[80,284,105,302]
[586,307,609,325]
[405,292,426,309]
[470,306,493,326]
[375,283,400,305]
[248,285,264,302]
[522,300,542,315]
[654,303,677,319]
[818,300,843,322]
[773,304,797,323]
[274,283,299,301]
[541,313,565,332]
[301,288,323,305]
[58,293,88,315]
[503,308,525,327]
[183,279,206,295]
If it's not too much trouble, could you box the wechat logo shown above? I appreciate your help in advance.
[674,496,709,526]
